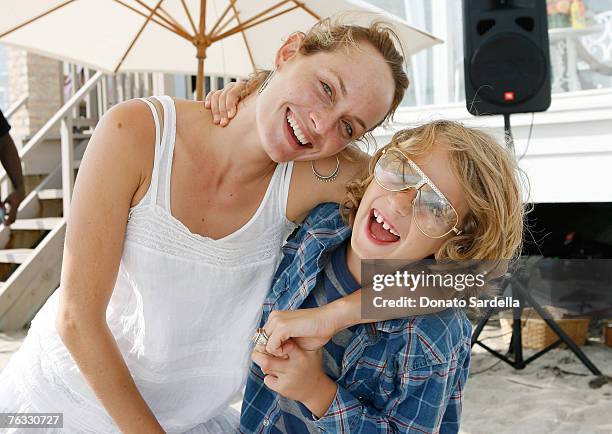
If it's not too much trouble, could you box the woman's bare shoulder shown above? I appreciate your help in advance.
[97,98,157,149]
[86,99,157,189]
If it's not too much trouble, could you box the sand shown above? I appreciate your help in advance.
[462,322,612,434]
[0,329,26,371]
[1,323,611,433]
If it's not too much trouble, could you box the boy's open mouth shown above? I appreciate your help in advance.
[368,208,400,243]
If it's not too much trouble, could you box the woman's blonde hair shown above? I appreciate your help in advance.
[342,120,526,262]
[243,17,409,132]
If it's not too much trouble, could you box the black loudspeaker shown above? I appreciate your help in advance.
[463,0,551,115]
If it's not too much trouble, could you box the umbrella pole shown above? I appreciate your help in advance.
[196,44,207,101]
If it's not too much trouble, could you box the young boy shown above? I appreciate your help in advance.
[239,121,523,433]
[240,202,471,433]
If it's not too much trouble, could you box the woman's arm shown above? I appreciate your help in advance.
[56,100,164,434]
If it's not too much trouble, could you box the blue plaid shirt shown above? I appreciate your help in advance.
[240,203,472,434]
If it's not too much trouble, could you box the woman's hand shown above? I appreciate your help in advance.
[204,80,247,126]
[261,306,341,357]
[252,341,337,418]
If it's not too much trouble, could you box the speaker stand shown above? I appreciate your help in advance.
[471,276,602,375]
[473,115,601,375]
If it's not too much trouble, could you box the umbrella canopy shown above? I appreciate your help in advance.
[0,0,441,99]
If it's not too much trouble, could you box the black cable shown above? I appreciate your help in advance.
[470,357,506,375]
[503,113,514,153]
[518,112,535,161]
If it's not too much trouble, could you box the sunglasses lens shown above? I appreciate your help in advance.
[414,186,458,238]
[375,150,421,190]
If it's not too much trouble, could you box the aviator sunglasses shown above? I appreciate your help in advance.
[374,147,462,239]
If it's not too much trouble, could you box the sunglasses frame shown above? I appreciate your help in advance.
[374,148,462,239]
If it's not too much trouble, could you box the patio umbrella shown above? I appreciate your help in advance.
[0,0,441,100]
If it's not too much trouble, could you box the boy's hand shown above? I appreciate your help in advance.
[204,80,247,126]
[261,307,340,358]
[252,341,337,417]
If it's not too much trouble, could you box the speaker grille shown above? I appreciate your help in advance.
[470,33,547,105]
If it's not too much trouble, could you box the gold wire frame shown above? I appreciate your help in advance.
[374,148,462,239]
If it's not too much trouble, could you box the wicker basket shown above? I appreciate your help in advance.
[605,322,612,348]
[499,307,591,350]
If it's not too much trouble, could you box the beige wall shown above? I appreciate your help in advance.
[7,48,62,146]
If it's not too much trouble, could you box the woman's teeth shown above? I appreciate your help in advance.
[287,113,310,146]
[373,209,400,236]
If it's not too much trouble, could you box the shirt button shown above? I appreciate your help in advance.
[263,418,270,427]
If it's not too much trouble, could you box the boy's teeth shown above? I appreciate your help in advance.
[373,209,400,238]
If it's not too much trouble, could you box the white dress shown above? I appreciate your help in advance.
[0,96,297,433]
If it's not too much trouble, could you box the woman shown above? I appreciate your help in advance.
[242,121,525,433]
[0,19,408,433]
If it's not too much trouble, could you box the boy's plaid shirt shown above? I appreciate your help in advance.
[240,203,472,434]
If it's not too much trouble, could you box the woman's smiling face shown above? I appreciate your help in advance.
[351,143,468,261]
[255,34,396,163]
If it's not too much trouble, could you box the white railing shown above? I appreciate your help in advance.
[0,71,104,219]
[64,64,155,122]
[0,63,154,217]
[4,94,28,120]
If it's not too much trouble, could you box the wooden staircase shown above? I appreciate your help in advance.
[0,65,154,331]
[0,70,104,331]
[0,141,88,330]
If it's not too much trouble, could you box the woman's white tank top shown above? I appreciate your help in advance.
[0,96,297,433]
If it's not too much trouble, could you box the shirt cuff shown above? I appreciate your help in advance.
[309,384,363,431]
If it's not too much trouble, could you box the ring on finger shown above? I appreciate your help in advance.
[252,327,269,346]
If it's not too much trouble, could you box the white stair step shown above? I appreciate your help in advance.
[38,189,63,200]
[10,218,62,231]
[0,249,34,264]
[74,132,93,140]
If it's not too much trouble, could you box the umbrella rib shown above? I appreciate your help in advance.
[230,3,256,74]
[213,4,299,43]
[0,0,77,39]
[290,1,320,20]
[114,0,165,73]
[180,0,198,34]
[111,0,186,37]
[211,9,239,38]
[199,0,206,36]
[208,0,237,38]
[132,0,191,38]
[158,5,191,36]
[212,0,291,40]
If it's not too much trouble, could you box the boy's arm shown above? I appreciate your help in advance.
[300,357,466,433]
[264,261,507,356]
[254,332,468,433]
[263,285,453,357]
